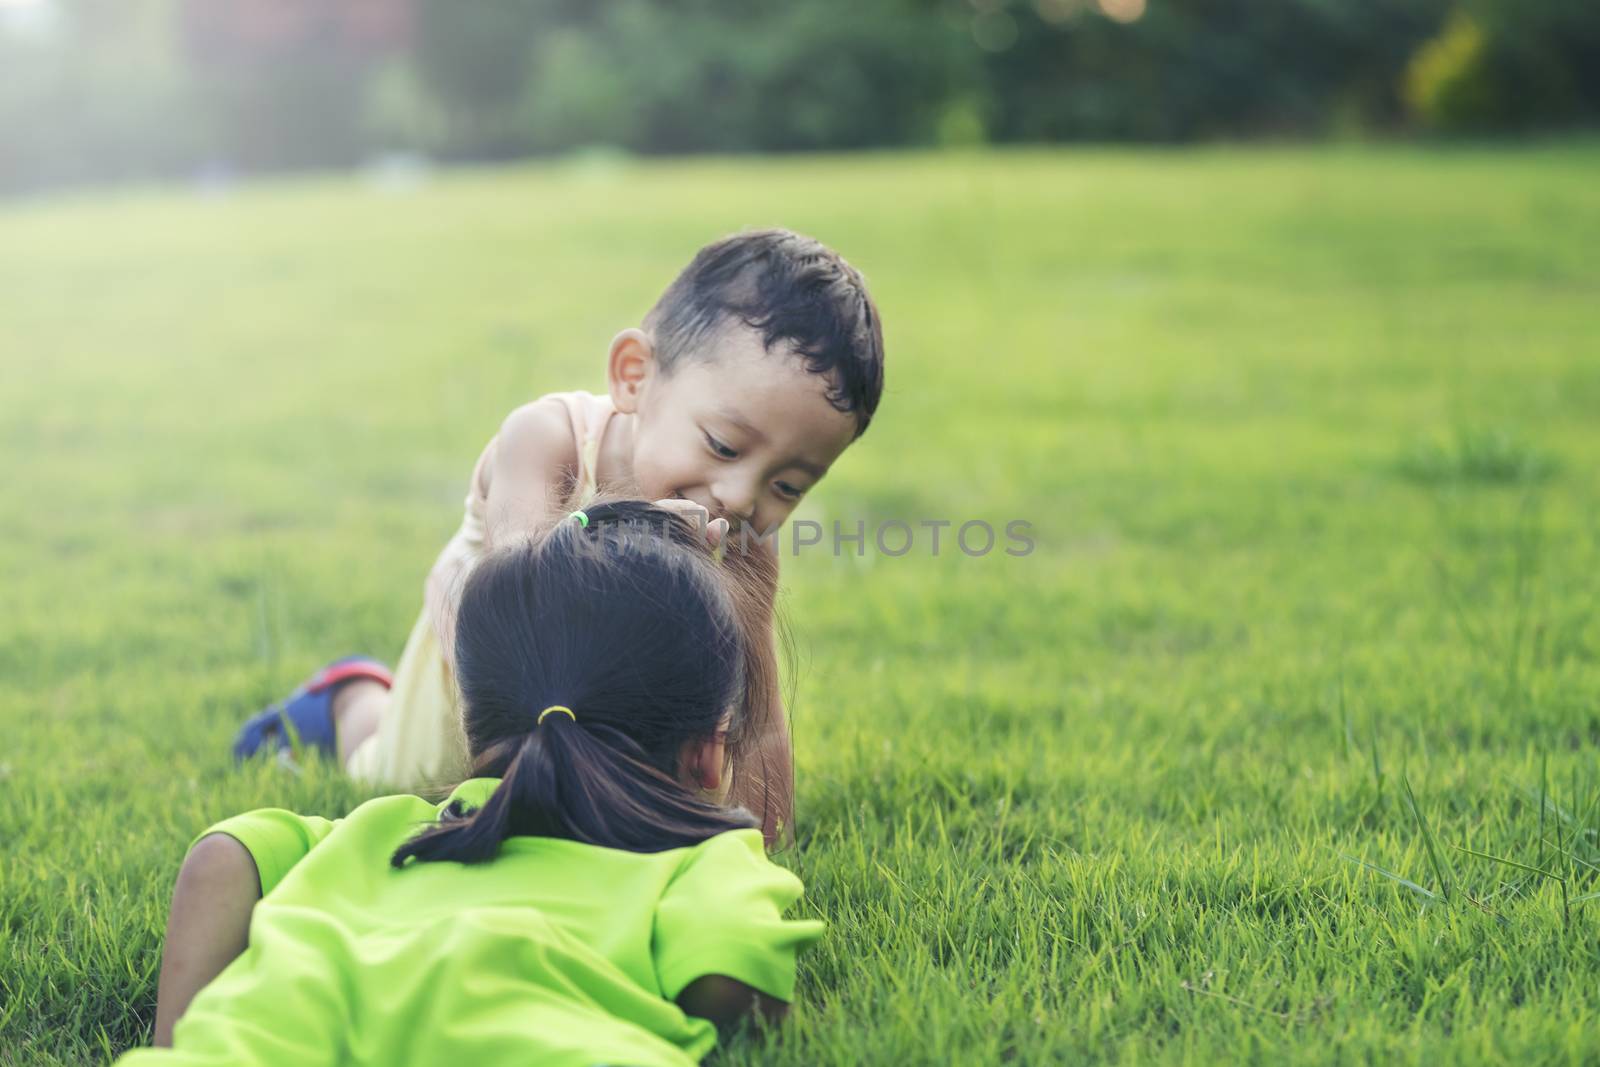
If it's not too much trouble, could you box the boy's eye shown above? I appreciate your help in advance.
[774,481,805,501]
[705,433,738,460]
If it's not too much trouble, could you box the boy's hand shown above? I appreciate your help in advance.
[652,498,729,549]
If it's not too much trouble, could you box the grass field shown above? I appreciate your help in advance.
[4,143,1600,1065]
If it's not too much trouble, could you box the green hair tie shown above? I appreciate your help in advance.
[569,510,589,528]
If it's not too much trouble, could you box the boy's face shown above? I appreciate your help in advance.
[610,324,859,536]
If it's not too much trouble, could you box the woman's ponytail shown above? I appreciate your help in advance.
[391,729,544,867]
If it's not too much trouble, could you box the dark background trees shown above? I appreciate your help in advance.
[2,0,1596,194]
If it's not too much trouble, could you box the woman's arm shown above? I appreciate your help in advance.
[150,833,263,1046]
[676,974,790,1032]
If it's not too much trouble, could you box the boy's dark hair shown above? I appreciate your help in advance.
[645,228,885,437]
[392,501,760,867]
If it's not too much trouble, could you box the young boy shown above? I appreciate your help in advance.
[234,229,886,841]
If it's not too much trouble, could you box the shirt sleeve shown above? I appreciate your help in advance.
[652,829,825,1003]
[194,808,339,897]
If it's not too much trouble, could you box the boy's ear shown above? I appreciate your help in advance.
[607,328,657,415]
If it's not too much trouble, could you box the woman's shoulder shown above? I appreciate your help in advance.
[668,828,786,883]
[690,827,769,856]
[334,791,457,833]
[497,828,773,886]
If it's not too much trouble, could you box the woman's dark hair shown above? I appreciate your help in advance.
[644,228,885,438]
[392,500,760,867]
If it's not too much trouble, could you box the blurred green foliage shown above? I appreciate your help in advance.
[1405,12,1497,130]
[1407,1,1600,131]
[3,0,1600,193]
[376,0,1455,154]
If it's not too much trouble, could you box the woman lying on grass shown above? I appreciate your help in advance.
[121,501,823,1067]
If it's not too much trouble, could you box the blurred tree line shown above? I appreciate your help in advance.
[2,0,1598,194]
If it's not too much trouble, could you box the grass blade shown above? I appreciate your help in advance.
[1557,774,1571,927]
[1538,836,1600,877]
[1539,753,1548,871]
[1370,721,1384,809]
[1401,774,1453,902]
[1452,844,1562,882]
[1341,853,1439,902]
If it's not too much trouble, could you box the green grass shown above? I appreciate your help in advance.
[4,143,1600,1064]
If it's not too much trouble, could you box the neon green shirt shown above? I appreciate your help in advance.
[119,779,823,1067]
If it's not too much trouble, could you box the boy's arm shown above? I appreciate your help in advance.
[734,650,794,846]
[481,399,582,552]
[726,534,795,845]
[428,400,579,662]
[150,833,262,1046]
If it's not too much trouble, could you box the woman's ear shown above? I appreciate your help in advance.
[678,729,729,799]
[607,328,656,415]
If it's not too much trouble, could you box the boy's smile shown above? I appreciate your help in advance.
[607,324,859,535]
